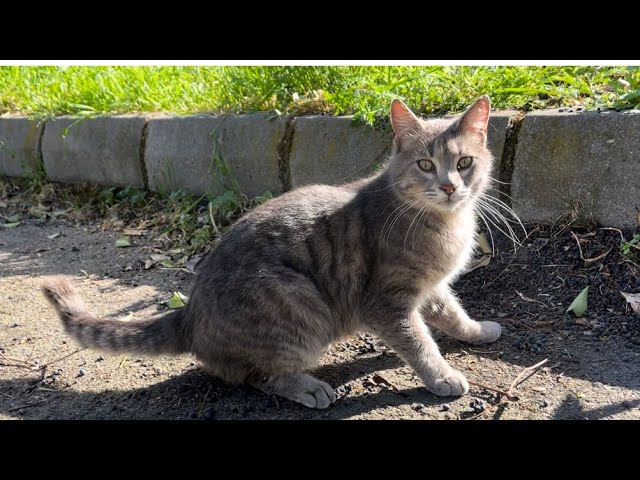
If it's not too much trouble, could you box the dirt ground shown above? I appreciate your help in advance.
[1,217,640,420]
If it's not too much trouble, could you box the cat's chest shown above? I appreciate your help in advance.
[413,211,476,284]
[434,222,474,267]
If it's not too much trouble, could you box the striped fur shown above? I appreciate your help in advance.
[42,277,190,355]
[42,96,503,409]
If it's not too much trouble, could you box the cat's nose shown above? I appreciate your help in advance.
[439,184,456,196]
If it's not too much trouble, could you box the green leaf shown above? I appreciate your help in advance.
[5,214,21,223]
[566,286,589,317]
[166,292,188,309]
[0,221,21,229]
[115,236,132,248]
[177,292,189,304]
[159,259,176,268]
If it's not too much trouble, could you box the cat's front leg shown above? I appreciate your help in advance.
[367,309,469,397]
[421,284,501,345]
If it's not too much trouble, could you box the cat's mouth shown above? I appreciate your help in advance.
[434,195,466,211]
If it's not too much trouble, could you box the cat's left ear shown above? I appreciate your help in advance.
[457,95,491,145]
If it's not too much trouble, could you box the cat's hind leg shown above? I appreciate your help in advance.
[251,373,336,409]
[422,285,501,345]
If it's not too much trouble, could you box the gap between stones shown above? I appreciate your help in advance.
[276,117,295,192]
[498,112,525,206]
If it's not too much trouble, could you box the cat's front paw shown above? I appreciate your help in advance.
[469,321,502,345]
[425,369,469,397]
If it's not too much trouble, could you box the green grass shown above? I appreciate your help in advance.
[622,233,640,262]
[0,174,271,258]
[1,66,639,125]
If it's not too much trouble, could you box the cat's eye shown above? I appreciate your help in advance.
[457,156,473,170]
[417,159,435,172]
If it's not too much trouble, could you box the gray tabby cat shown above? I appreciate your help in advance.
[42,96,501,409]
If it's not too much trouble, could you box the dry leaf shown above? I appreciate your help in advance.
[122,228,148,236]
[467,255,491,273]
[620,292,640,314]
[145,253,170,270]
[476,232,492,255]
[186,255,203,273]
[371,373,398,391]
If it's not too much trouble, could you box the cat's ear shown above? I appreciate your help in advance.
[390,99,420,137]
[457,95,491,145]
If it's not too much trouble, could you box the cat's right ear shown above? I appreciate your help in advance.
[390,99,420,139]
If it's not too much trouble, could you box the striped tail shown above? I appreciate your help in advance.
[41,277,191,355]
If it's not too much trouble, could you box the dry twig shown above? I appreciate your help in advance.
[506,358,548,399]
[570,231,612,264]
[469,358,549,403]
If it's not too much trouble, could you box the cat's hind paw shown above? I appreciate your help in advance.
[253,373,337,409]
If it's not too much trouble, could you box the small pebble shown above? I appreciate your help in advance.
[439,404,450,412]
[203,408,216,420]
[470,398,485,413]
[540,399,550,408]
[411,402,425,411]
[335,384,352,398]
[77,368,86,377]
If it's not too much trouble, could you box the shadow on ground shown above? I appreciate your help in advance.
[1,219,639,419]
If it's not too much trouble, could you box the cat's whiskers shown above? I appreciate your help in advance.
[486,186,516,202]
[379,198,417,248]
[475,199,522,251]
[481,194,528,239]
[475,209,496,256]
[411,201,434,251]
[478,200,520,244]
[404,201,430,252]
[382,198,422,247]
[369,180,405,194]
[488,176,510,186]
[377,197,404,223]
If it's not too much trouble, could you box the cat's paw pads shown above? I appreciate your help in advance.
[427,369,469,397]
[470,321,502,345]
[293,378,337,409]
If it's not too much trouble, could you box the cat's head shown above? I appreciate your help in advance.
[387,96,493,213]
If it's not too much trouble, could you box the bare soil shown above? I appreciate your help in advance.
[1,218,639,420]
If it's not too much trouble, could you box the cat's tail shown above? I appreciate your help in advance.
[41,277,191,355]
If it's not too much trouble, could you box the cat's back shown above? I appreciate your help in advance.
[200,182,361,269]
[233,183,359,237]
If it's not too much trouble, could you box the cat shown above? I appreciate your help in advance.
[42,95,502,409]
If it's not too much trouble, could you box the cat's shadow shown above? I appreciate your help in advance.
[1,345,637,420]
[0,353,446,420]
